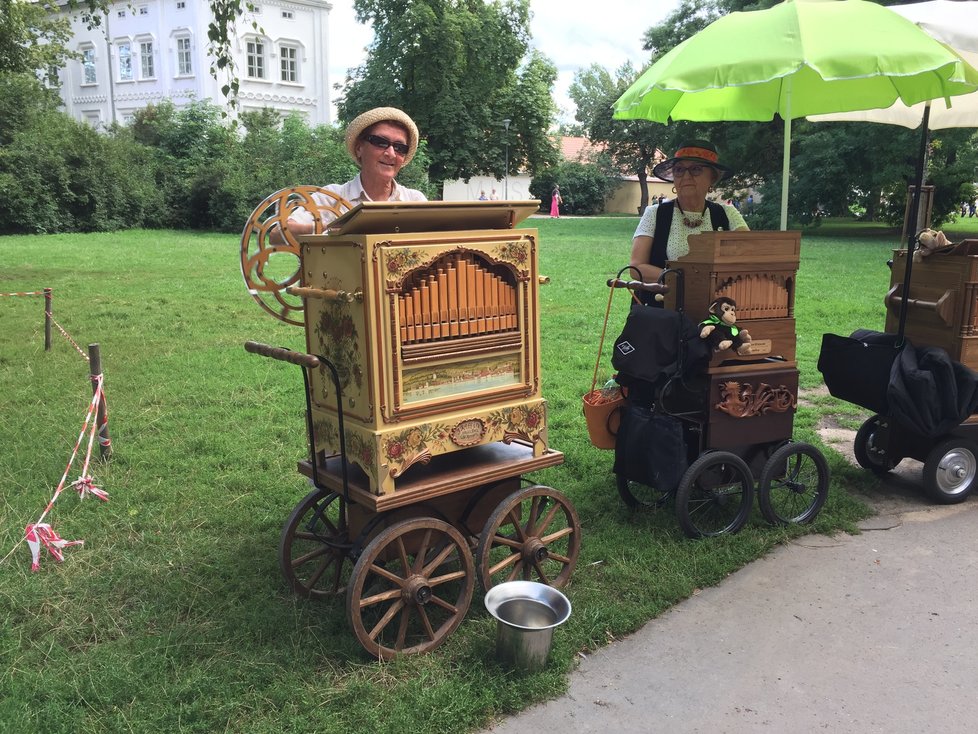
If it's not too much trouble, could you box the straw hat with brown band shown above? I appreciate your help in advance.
[344,107,420,167]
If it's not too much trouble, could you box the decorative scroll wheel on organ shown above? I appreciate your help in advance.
[239,186,352,325]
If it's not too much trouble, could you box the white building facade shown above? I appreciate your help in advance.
[57,0,333,127]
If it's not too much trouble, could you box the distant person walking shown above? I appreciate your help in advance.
[550,185,562,218]
[747,193,754,215]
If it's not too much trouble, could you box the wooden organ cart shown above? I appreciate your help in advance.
[616,230,829,537]
[834,240,978,503]
[240,194,580,659]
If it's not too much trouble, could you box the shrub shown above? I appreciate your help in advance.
[530,161,616,215]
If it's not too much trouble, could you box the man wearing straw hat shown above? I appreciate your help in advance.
[287,106,427,232]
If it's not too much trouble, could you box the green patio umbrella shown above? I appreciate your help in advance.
[614,0,978,230]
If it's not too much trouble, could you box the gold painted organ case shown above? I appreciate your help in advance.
[298,201,547,495]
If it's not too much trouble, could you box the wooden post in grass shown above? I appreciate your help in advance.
[43,288,52,351]
[88,343,112,460]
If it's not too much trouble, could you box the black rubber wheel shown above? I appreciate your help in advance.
[853,415,900,476]
[758,442,830,525]
[922,437,978,504]
[616,474,671,510]
[675,451,754,538]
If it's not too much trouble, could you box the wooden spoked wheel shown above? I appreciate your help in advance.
[476,485,581,592]
[240,186,351,325]
[279,489,353,599]
[346,518,475,659]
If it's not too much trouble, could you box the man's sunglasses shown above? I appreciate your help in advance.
[363,134,410,156]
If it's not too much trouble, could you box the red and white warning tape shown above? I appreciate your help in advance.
[2,374,110,571]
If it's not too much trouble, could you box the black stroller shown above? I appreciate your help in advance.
[818,234,978,503]
[608,266,829,538]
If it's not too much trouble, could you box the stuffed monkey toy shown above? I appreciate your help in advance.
[699,297,752,355]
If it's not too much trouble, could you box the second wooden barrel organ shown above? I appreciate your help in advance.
[664,230,802,449]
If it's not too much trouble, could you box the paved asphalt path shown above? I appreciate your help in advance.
[479,459,978,733]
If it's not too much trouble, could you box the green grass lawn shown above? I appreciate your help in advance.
[0,221,898,732]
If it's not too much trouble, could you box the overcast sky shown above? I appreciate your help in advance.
[325,0,682,123]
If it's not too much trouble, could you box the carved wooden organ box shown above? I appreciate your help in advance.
[297,201,547,495]
[885,241,978,371]
[664,231,801,449]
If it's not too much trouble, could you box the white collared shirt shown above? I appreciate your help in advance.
[290,173,427,226]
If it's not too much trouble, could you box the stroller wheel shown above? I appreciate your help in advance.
[853,415,900,475]
[922,437,978,505]
[616,474,671,510]
[757,442,830,525]
[675,451,754,538]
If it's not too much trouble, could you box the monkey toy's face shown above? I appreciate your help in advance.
[718,302,737,325]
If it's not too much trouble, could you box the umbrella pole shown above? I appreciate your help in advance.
[780,82,792,231]
[896,102,932,345]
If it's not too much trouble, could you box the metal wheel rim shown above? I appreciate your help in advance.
[934,447,977,496]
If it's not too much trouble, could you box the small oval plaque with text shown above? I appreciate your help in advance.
[451,418,486,447]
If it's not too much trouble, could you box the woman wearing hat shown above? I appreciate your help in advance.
[287,106,426,232]
[630,140,747,290]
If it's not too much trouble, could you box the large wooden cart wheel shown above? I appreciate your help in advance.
[476,485,581,591]
[240,186,351,325]
[346,518,475,659]
[279,488,353,599]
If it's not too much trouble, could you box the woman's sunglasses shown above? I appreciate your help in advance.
[362,134,410,156]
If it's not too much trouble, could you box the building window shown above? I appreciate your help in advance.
[176,0,185,7]
[139,5,148,14]
[140,41,155,78]
[280,45,298,83]
[246,39,265,79]
[81,46,97,84]
[117,9,125,18]
[176,37,192,76]
[282,10,293,19]
[118,42,133,81]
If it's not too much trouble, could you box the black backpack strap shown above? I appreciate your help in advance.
[705,200,730,231]
[651,200,674,268]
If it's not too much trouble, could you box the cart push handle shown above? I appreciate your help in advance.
[244,341,320,369]
[244,340,351,502]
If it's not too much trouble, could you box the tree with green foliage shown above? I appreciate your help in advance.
[570,63,665,214]
[337,0,559,183]
[0,0,75,84]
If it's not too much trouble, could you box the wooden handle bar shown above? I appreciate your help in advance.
[884,285,954,326]
[606,278,671,295]
[244,341,320,369]
[538,275,551,285]
[286,286,362,302]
